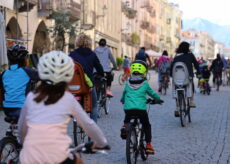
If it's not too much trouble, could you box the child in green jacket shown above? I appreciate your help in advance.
[120,60,162,154]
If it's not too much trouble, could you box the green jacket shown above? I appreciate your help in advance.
[121,81,160,110]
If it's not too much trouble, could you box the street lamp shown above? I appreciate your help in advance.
[96,5,108,18]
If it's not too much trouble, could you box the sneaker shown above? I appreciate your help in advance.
[146,143,155,154]
[120,125,127,140]
[174,110,179,117]
[106,91,113,97]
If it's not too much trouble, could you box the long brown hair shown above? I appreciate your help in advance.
[34,81,67,105]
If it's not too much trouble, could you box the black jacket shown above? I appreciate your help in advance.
[170,53,200,77]
[210,59,223,73]
[70,47,104,82]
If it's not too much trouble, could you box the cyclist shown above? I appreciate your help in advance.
[156,50,171,92]
[170,42,200,115]
[70,34,104,123]
[94,38,117,97]
[0,44,38,120]
[121,54,131,82]
[210,54,223,86]
[199,62,211,92]
[135,47,152,66]
[18,51,109,164]
[120,60,162,154]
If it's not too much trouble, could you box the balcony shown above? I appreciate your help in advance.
[141,0,150,8]
[122,33,140,47]
[122,2,137,19]
[147,26,156,34]
[38,0,81,21]
[166,37,171,43]
[140,21,150,29]
[159,34,164,41]
[15,0,38,12]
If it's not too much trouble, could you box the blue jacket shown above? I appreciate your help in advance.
[70,48,104,82]
[0,64,39,108]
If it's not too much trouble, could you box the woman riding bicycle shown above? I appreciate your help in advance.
[120,60,162,155]
[18,51,108,164]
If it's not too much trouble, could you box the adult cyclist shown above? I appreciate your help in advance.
[170,42,200,116]
[0,44,39,120]
[94,38,117,97]
[135,47,152,67]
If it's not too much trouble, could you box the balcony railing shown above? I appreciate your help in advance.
[15,0,38,12]
[141,0,150,8]
[122,2,137,19]
[38,0,81,21]
[140,21,150,29]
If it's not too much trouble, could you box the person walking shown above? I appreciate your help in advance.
[94,38,117,97]
[210,54,224,86]
[70,34,104,123]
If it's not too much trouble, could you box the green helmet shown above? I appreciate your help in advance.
[131,60,148,76]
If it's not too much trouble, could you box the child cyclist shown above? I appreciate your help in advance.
[199,62,211,92]
[18,51,109,164]
[0,44,39,120]
[120,60,163,154]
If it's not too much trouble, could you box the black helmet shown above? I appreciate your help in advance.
[7,44,28,62]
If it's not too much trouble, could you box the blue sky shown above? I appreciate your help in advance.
[168,0,230,25]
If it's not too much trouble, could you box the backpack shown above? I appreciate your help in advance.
[159,60,171,74]
[68,61,89,95]
[172,62,190,86]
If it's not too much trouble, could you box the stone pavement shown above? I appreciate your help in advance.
[0,71,230,164]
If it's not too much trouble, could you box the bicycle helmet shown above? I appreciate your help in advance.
[7,44,28,62]
[130,60,148,76]
[37,51,74,85]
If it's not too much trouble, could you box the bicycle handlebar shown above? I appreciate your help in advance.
[147,98,164,105]
[71,141,110,154]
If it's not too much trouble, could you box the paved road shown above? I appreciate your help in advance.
[0,71,230,164]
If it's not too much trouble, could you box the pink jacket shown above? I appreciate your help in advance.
[156,56,170,67]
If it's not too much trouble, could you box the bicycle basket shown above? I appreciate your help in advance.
[172,62,189,86]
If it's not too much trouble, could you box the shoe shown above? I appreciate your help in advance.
[106,90,113,97]
[120,125,127,140]
[190,101,196,108]
[146,143,155,154]
[158,86,162,93]
[174,110,179,117]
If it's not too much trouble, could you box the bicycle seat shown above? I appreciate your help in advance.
[4,116,18,124]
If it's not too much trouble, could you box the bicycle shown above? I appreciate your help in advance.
[175,86,191,127]
[0,117,21,164]
[125,99,163,164]
[94,75,112,117]
[160,73,170,95]
[199,79,211,95]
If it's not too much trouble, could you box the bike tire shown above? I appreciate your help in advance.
[119,74,125,85]
[0,137,19,164]
[178,92,186,127]
[140,130,148,161]
[146,72,150,81]
[126,125,138,164]
[73,119,78,146]
[187,99,191,123]
[73,120,87,146]
[105,97,111,115]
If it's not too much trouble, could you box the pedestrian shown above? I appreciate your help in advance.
[94,38,117,96]
[18,51,109,164]
[70,34,104,123]
[122,54,131,82]
[210,54,224,86]
[135,47,152,66]
[170,42,200,116]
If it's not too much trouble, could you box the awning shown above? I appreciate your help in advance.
[145,50,161,57]
[0,0,14,10]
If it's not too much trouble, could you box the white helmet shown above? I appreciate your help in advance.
[38,51,74,84]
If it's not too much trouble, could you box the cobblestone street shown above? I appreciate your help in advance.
[0,71,230,164]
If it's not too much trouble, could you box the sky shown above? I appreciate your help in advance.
[168,0,230,25]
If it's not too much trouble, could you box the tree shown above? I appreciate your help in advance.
[49,11,77,51]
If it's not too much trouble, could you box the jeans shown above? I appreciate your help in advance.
[3,108,21,123]
[90,87,98,123]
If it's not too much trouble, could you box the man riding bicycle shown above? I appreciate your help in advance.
[135,47,152,67]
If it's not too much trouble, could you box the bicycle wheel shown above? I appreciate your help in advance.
[126,125,138,164]
[0,137,19,164]
[73,120,87,146]
[187,98,191,123]
[146,72,150,81]
[140,130,148,161]
[178,92,186,127]
[105,97,111,115]
[119,74,125,85]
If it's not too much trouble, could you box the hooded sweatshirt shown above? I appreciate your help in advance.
[121,79,160,110]
[94,46,117,72]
